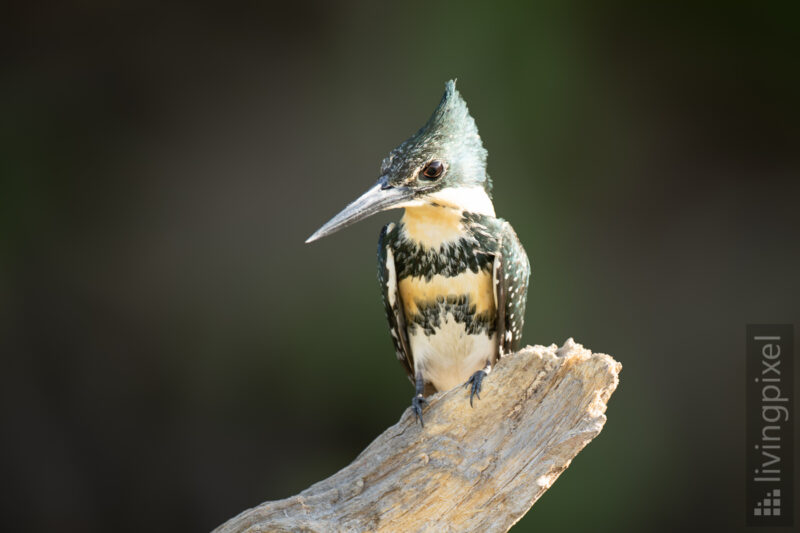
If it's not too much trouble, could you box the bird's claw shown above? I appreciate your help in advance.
[411,394,427,426]
[464,370,487,407]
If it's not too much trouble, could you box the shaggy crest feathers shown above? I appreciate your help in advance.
[382,80,492,195]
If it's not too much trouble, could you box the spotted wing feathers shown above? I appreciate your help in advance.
[378,223,415,383]
[494,221,531,356]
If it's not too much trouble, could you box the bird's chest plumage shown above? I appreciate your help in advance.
[392,207,499,391]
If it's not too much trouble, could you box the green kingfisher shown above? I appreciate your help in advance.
[306,81,530,425]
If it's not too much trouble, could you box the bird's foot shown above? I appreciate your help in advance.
[411,394,427,426]
[464,370,487,407]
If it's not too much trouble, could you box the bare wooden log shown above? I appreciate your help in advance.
[214,339,621,533]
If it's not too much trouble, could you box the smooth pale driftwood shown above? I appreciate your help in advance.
[214,339,621,533]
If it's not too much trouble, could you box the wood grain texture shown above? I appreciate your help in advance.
[214,339,621,533]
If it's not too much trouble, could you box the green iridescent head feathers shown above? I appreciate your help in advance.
[381,80,491,194]
[306,80,494,244]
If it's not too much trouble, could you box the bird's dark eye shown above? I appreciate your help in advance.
[421,160,445,180]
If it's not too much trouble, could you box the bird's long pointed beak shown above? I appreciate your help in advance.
[305,179,414,243]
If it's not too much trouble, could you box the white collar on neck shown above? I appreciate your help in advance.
[424,186,496,216]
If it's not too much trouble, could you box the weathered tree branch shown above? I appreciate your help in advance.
[214,339,621,533]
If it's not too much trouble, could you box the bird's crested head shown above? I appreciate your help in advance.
[380,80,491,196]
[306,80,493,244]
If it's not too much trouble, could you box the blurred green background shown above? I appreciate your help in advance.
[2,2,798,532]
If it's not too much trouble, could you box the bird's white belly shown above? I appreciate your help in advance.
[409,313,497,392]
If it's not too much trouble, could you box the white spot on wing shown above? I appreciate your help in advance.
[492,254,501,310]
[386,246,398,308]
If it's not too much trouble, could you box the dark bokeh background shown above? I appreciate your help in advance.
[2,2,798,532]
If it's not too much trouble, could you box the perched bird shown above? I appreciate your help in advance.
[306,81,530,425]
